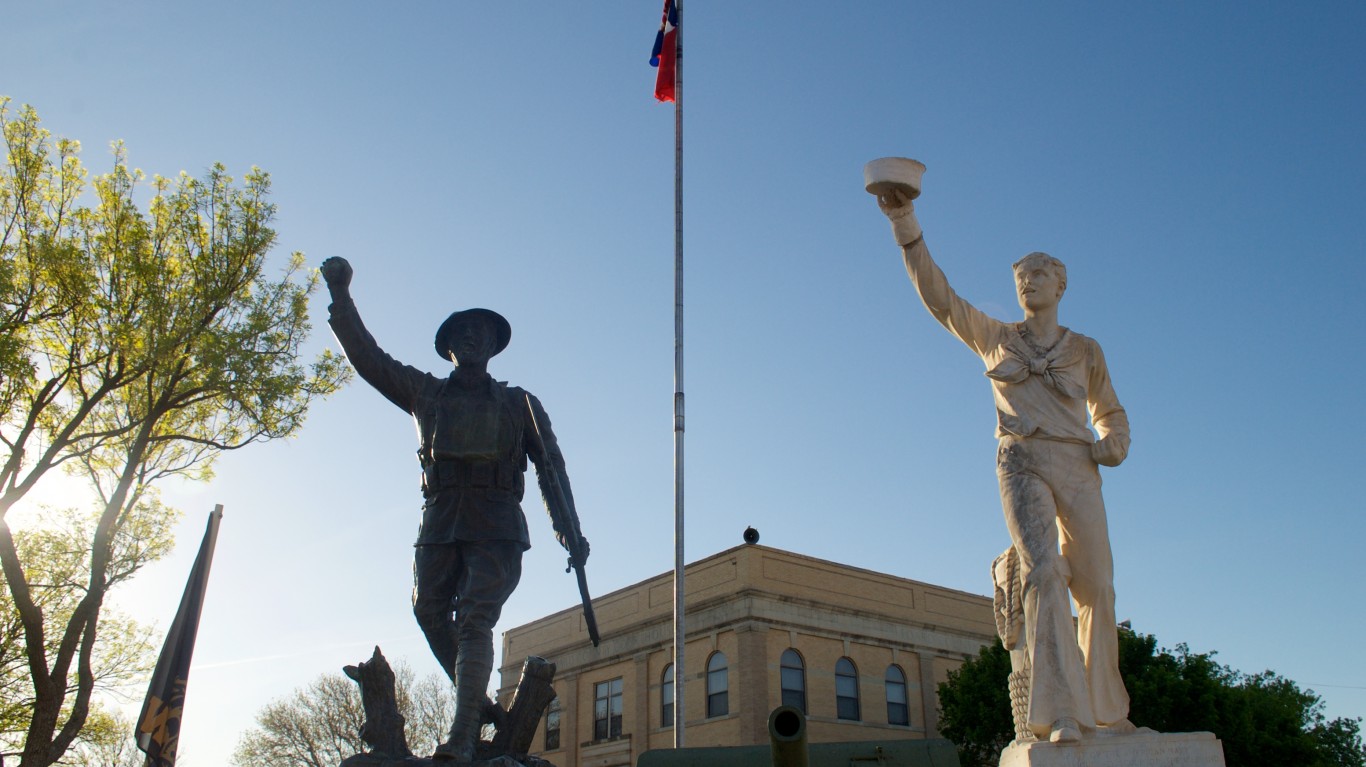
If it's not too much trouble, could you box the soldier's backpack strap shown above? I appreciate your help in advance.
[418,377,449,468]
[496,382,531,471]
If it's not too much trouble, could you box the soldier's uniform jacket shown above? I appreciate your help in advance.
[328,296,580,549]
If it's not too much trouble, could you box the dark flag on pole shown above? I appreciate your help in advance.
[135,505,223,767]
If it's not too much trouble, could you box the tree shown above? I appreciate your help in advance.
[0,98,350,766]
[937,629,1366,767]
[0,507,165,754]
[232,662,457,767]
[935,640,1014,767]
[59,707,145,767]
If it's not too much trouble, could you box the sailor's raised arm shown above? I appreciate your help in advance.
[876,191,999,356]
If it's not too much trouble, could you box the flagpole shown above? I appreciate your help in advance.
[670,0,686,749]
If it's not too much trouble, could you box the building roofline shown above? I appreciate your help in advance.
[501,542,991,639]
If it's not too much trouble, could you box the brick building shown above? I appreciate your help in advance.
[496,544,996,767]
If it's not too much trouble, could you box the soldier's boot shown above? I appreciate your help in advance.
[433,639,494,763]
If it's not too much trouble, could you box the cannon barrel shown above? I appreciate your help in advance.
[768,705,808,767]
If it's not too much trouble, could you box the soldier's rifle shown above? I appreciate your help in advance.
[524,395,600,647]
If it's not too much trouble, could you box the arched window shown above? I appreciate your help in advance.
[835,657,860,721]
[706,652,729,717]
[661,663,675,727]
[885,665,909,726]
[779,649,806,713]
[544,697,561,750]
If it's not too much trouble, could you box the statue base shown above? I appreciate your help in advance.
[341,755,555,767]
[341,756,555,767]
[1000,731,1225,767]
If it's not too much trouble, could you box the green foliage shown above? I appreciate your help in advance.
[0,98,350,766]
[1315,717,1366,767]
[1121,635,1365,767]
[936,640,1015,767]
[0,99,89,425]
[0,507,170,746]
[937,628,1366,767]
[232,663,457,767]
[56,705,144,767]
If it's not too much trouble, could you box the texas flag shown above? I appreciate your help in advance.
[650,0,678,102]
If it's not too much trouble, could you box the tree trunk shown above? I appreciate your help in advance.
[341,649,559,767]
[490,657,557,758]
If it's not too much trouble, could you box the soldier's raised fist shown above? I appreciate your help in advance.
[319,257,353,289]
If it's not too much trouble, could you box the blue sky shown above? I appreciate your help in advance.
[6,2,1366,762]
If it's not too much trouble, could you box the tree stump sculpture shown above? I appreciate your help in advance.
[340,647,559,767]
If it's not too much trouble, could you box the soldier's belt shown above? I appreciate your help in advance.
[423,459,518,491]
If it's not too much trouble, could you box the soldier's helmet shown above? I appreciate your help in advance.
[434,308,512,360]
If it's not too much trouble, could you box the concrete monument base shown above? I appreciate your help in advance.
[1000,731,1226,767]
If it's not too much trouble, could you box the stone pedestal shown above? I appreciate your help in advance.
[999,731,1225,767]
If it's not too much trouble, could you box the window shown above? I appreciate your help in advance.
[779,649,806,713]
[544,697,561,749]
[706,652,729,717]
[885,665,909,726]
[661,663,674,727]
[593,677,623,740]
[835,657,860,721]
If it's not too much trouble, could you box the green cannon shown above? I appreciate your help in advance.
[768,705,808,767]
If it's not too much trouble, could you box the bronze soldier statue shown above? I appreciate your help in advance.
[320,257,589,763]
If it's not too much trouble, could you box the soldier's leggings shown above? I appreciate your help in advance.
[413,540,523,680]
